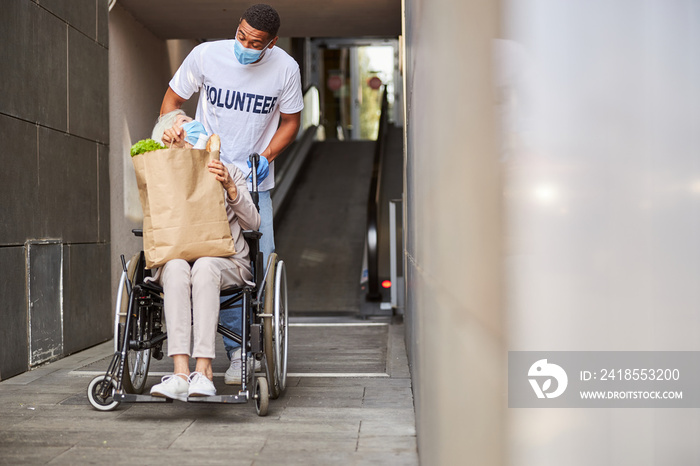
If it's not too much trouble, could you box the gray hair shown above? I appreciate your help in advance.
[151,109,186,143]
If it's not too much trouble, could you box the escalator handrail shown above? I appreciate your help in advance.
[365,87,389,301]
[271,124,318,222]
[271,85,320,222]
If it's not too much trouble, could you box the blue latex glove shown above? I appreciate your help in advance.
[247,156,270,184]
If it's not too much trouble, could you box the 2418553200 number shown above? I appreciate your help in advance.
[599,368,680,381]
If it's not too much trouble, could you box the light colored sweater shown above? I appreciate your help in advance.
[222,163,261,285]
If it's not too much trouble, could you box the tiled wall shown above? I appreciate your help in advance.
[0,0,111,379]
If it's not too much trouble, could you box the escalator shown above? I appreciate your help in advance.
[273,89,403,317]
[275,139,375,316]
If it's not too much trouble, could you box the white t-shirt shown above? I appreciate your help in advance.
[169,40,304,191]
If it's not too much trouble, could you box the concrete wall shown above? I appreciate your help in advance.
[107,4,198,310]
[402,0,505,464]
[404,0,700,464]
[503,2,700,464]
[0,0,111,379]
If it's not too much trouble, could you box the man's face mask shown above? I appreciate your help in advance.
[234,28,273,65]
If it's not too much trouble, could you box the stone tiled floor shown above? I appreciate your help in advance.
[0,319,417,465]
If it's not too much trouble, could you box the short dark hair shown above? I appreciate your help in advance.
[241,4,281,38]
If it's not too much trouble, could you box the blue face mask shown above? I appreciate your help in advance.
[182,120,208,149]
[234,31,273,65]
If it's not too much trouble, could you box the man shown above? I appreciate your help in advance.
[159,3,303,384]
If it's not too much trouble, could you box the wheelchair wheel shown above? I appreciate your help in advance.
[87,375,120,411]
[273,260,289,392]
[121,319,151,394]
[254,376,269,416]
[263,254,280,399]
[117,253,151,394]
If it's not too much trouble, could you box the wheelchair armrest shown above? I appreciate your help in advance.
[132,229,143,237]
[242,230,263,285]
[140,280,163,294]
[220,286,244,297]
[242,230,262,240]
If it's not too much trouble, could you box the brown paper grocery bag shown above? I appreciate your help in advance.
[132,145,235,269]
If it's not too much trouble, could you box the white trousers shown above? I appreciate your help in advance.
[160,257,247,359]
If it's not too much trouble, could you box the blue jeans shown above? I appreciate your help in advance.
[220,190,274,359]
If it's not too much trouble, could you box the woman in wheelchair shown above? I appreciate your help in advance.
[148,112,261,400]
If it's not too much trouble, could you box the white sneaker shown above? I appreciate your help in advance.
[224,349,261,385]
[150,374,189,401]
[224,349,243,385]
[188,372,216,397]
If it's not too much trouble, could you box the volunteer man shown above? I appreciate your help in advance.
[159,3,303,384]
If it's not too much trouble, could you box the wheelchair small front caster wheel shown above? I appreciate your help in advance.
[254,377,269,416]
[87,375,121,411]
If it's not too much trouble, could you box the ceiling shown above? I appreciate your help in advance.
[115,0,402,40]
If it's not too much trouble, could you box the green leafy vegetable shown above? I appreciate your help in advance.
[130,139,166,157]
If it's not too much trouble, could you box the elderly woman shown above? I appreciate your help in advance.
[147,110,260,400]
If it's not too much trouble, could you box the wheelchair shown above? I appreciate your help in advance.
[87,154,288,416]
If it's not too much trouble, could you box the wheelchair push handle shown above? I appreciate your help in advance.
[249,153,260,192]
[249,153,260,211]
[120,254,132,295]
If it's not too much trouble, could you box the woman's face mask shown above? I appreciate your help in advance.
[234,28,273,65]
[182,120,208,149]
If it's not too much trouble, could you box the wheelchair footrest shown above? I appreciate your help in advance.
[116,394,173,403]
[186,394,248,404]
